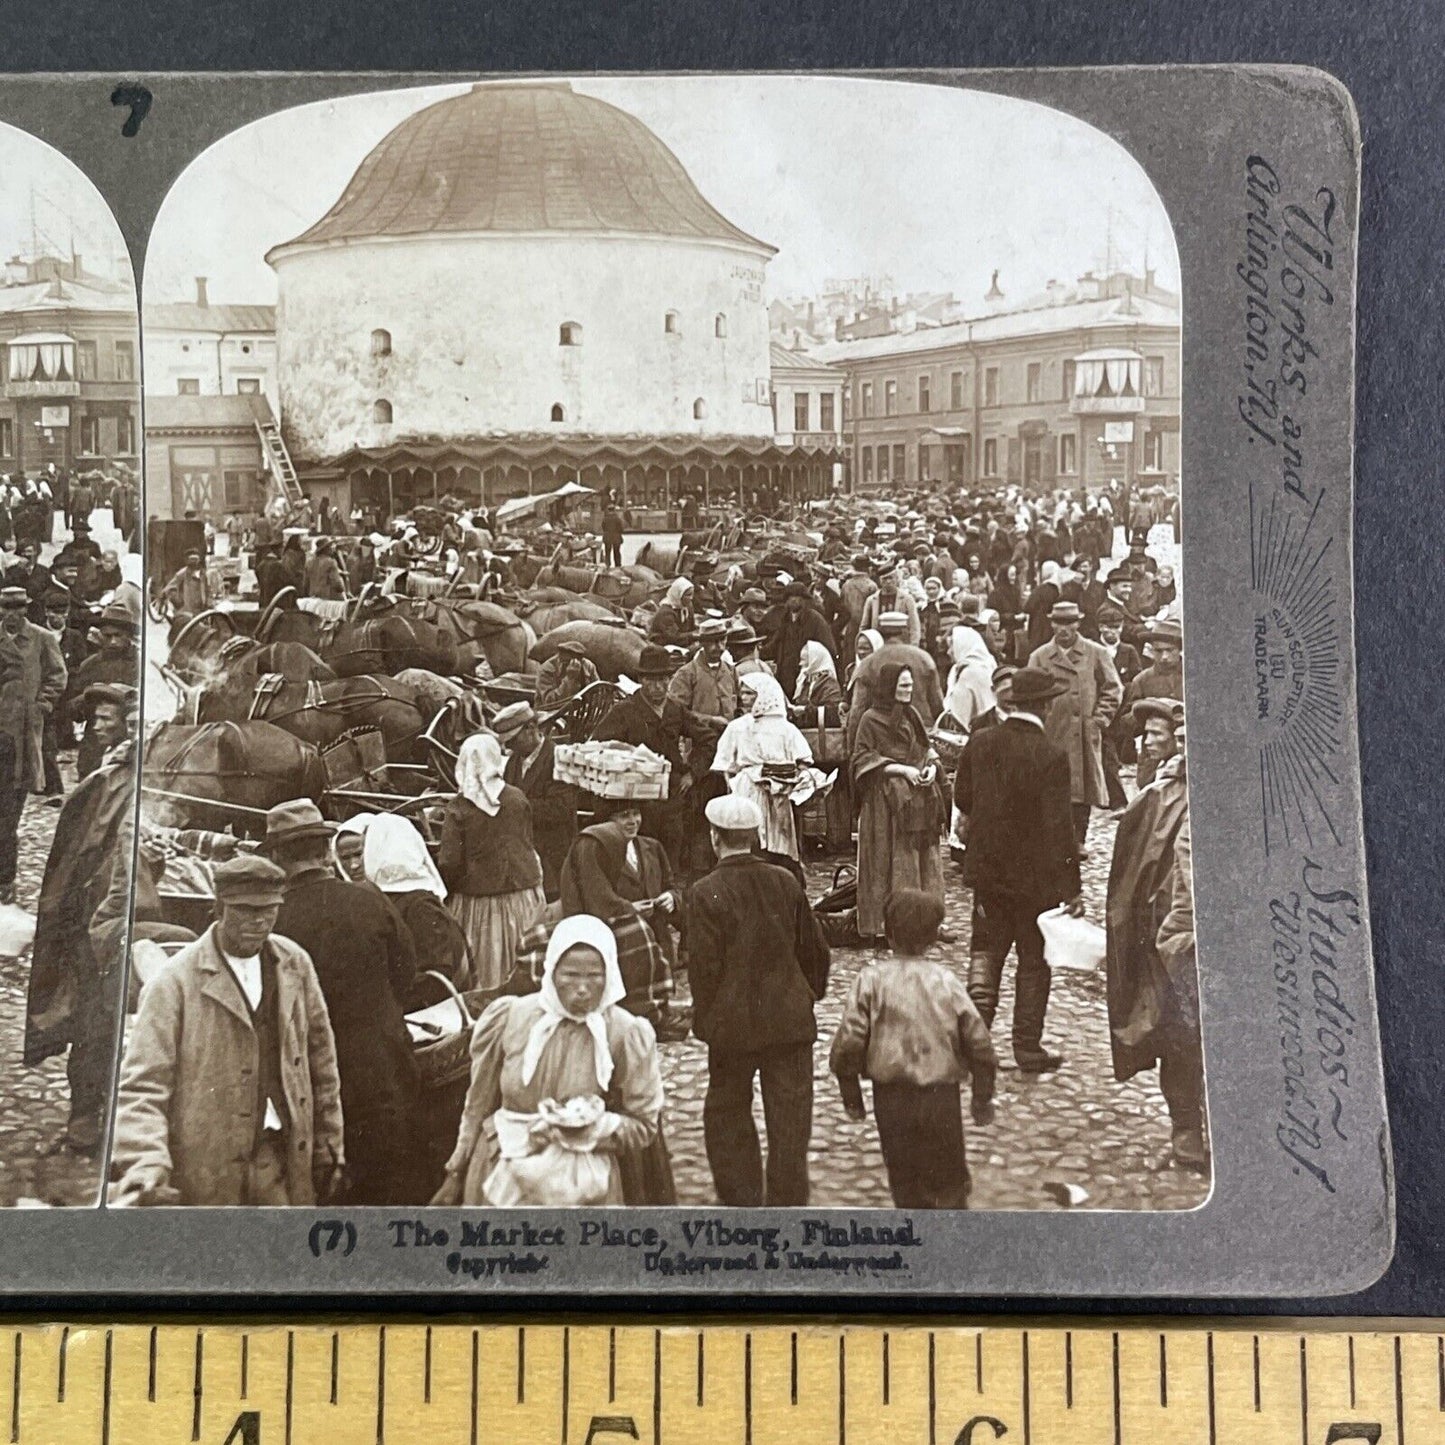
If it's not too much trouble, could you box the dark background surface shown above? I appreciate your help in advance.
[7,0,1442,1318]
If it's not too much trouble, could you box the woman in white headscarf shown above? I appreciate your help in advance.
[648,576,694,645]
[438,732,546,990]
[943,625,998,732]
[363,813,469,986]
[333,812,377,885]
[434,915,667,1207]
[712,672,824,861]
[792,638,844,718]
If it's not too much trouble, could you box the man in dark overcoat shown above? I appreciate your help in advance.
[686,794,830,1206]
[953,666,1082,1073]
[268,799,424,1205]
[1119,618,1184,787]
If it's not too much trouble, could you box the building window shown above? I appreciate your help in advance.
[714,314,727,338]
[223,469,259,511]
[114,339,135,383]
[983,438,998,476]
[918,375,931,413]
[370,328,392,357]
[841,389,851,424]
[794,392,810,433]
[550,403,566,423]
[892,443,906,480]
[692,398,707,420]
[0,419,12,457]
[372,398,393,424]
[1145,355,1166,396]
[177,378,200,395]
[1059,433,1078,475]
[984,367,1000,407]
[1026,362,1042,403]
[664,311,680,335]
[862,448,873,484]
[1144,430,1165,471]
[76,341,97,380]
[117,413,136,454]
[1062,358,1077,400]
[78,414,100,455]
[950,370,964,410]
[884,380,897,416]
[861,382,874,418]
[819,393,835,432]
[559,322,582,346]
[877,446,890,482]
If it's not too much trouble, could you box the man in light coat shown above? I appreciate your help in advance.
[110,855,345,1207]
[0,585,65,904]
[1027,599,1123,850]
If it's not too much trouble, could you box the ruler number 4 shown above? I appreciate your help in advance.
[218,1411,261,1445]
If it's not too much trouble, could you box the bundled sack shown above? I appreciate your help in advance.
[1037,906,1107,973]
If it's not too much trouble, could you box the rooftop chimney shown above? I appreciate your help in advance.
[985,269,1004,303]
[195,276,209,307]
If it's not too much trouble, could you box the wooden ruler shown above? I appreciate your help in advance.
[3,1322,1441,1444]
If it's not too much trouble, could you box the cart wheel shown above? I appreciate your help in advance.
[146,589,170,624]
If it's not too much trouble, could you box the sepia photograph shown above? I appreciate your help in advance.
[0,122,143,1205]
[127,75,1198,1215]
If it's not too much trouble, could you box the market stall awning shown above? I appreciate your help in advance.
[494,478,596,521]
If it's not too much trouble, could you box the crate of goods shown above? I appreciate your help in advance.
[554,741,671,799]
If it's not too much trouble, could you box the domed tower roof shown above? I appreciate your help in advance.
[268,82,775,261]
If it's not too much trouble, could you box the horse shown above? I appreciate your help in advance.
[529,619,648,681]
[407,596,532,675]
[514,597,618,639]
[143,720,329,837]
[255,592,460,677]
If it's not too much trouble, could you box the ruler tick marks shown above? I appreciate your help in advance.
[424,1326,431,1405]
[838,1335,846,1445]
[882,1332,890,1406]
[928,1333,937,1445]
[976,1331,984,1393]
[330,1332,339,1405]
[1438,1336,1444,1411]
[241,1334,249,1401]
[377,1327,387,1445]
[652,1328,662,1445]
[57,1325,68,1403]
[744,1334,753,1445]
[101,1332,112,1445]
[469,1331,478,1445]
[1299,1337,1308,1445]
[561,1327,570,1445]
[1395,1335,1406,1445]
[517,1327,526,1405]
[1159,1333,1168,1408]
[1253,1335,1261,1411]
[192,1332,203,1442]
[607,1327,615,1404]
[10,1331,19,1444]
[284,1332,294,1445]
[1022,1331,1031,1445]
[148,1327,157,1403]
[695,1333,703,1407]
[1347,1335,1355,1408]
[1206,1334,1216,1445]
[790,1331,797,1406]
[1065,1331,1073,1408]
[1111,1333,1121,1445]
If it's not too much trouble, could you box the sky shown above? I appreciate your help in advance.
[0,121,133,288]
[144,76,1178,310]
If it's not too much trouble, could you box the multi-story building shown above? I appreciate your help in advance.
[143,278,278,409]
[813,270,1181,494]
[0,254,140,477]
[769,343,845,488]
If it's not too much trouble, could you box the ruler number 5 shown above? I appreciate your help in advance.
[218,1411,261,1445]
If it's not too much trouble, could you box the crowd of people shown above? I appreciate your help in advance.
[95,475,1203,1210]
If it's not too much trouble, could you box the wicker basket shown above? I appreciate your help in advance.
[929,713,969,770]
[409,971,491,1090]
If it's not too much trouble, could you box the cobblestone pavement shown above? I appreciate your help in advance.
[0,759,104,1207]
[658,783,1209,1214]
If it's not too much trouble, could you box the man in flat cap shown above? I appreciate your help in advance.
[263,799,424,1205]
[495,700,576,901]
[1120,619,1184,787]
[953,666,1082,1073]
[66,602,139,778]
[686,794,830,1206]
[1027,599,1123,850]
[668,616,738,867]
[837,554,878,660]
[1104,700,1204,1169]
[0,584,65,902]
[164,549,212,619]
[535,638,599,711]
[304,535,346,602]
[110,854,345,1206]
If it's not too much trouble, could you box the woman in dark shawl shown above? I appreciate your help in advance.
[851,662,946,944]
